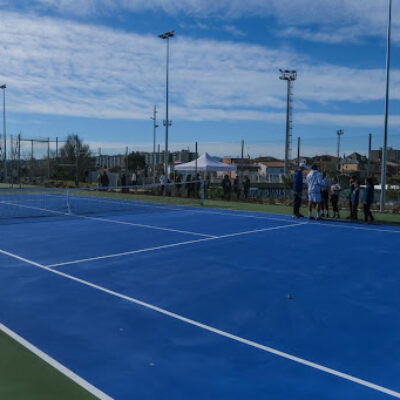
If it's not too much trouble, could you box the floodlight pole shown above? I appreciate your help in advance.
[0,84,7,181]
[159,30,174,183]
[150,105,158,183]
[380,0,392,212]
[336,129,344,171]
[279,70,297,176]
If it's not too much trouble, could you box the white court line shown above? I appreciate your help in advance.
[77,215,216,238]
[0,200,214,238]
[47,223,305,268]
[0,322,112,400]
[0,248,399,398]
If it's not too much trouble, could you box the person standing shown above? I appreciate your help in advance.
[131,170,137,186]
[222,175,231,200]
[233,176,240,200]
[243,175,250,199]
[330,177,341,219]
[306,164,323,220]
[363,177,375,223]
[160,172,167,195]
[351,180,360,220]
[292,163,307,218]
[101,170,109,191]
[347,177,355,219]
[320,172,331,218]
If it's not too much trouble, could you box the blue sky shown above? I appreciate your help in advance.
[1,0,400,158]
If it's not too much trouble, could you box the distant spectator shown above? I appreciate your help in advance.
[351,180,360,220]
[195,173,201,198]
[101,171,109,190]
[363,177,375,224]
[292,163,307,218]
[175,174,182,196]
[160,172,167,194]
[233,176,240,200]
[121,173,128,193]
[306,164,323,220]
[222,175,232,200]
[186,174,193,197]
[131,171,137,186]
[321,172,331,218]
[347,177,356,219]
[243,176,250,199]
[330,177,341,219]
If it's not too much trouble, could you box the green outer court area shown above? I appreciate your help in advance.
[0,328,96,400]
[0,193,399,400]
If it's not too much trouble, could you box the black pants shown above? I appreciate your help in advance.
[321,190,329,213]
[293,191,302,216]
[331,194,339,213]
[351,202,359,220]
[363,203,374,222]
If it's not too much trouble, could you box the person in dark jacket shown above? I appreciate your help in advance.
[347,177,356,219]
[222,175,231,200]
[351,180,360,220]
[243,176,250,199]
[363,177,375,223]
[101,171,109,191]
[292,163,307,218]
[233,176,240,200]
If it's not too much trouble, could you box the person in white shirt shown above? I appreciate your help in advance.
[306,164,324,220]
[131,171,137,186]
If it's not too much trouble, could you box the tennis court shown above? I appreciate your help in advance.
[1,188,400,399]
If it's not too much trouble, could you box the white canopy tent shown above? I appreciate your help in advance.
[174,152,236,172]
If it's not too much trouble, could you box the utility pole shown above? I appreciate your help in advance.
[150,105,158,182]
[0,84,7,181]
[380,0,392,212]
[241,139,244,182]
[336,129,344,171]
[159,30,174,184]
[279,69,297,176]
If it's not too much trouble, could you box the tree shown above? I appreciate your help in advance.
[127,152,145,171]
[57,135,93,185]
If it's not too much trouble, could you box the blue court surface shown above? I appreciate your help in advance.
[1,198,400,399]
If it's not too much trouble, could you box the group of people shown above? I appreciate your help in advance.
[293,163,375,223]
[221,175,251,200]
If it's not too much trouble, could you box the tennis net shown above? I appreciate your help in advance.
[0,181,205,221]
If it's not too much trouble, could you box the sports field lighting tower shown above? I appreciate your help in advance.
[279,69,297,176]
[380,0,392,212]
[336,129,344,170]
[0,84,6,181]
[150,105,159,182]
[158,30,174,180]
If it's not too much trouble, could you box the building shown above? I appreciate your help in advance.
[340,152,368,177]
[221,158,260,181]
[310,155,339,173]
[370,147,400,163]
[95,155,126,169]
[257,161,285,182]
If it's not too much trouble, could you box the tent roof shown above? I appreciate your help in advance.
[174,152,237,172]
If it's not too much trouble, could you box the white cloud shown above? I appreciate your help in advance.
[25,0,400,46]
[0,11,399,129]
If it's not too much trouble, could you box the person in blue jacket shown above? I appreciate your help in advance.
[293,163,307,218]
[363,177,375,223]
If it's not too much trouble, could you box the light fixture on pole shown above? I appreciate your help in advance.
[150,105,159,183]
[158,30,174,182]
[336,129,344,171]
[380,0,392,212]
[0,84,6,182]
[279,69,297,176]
